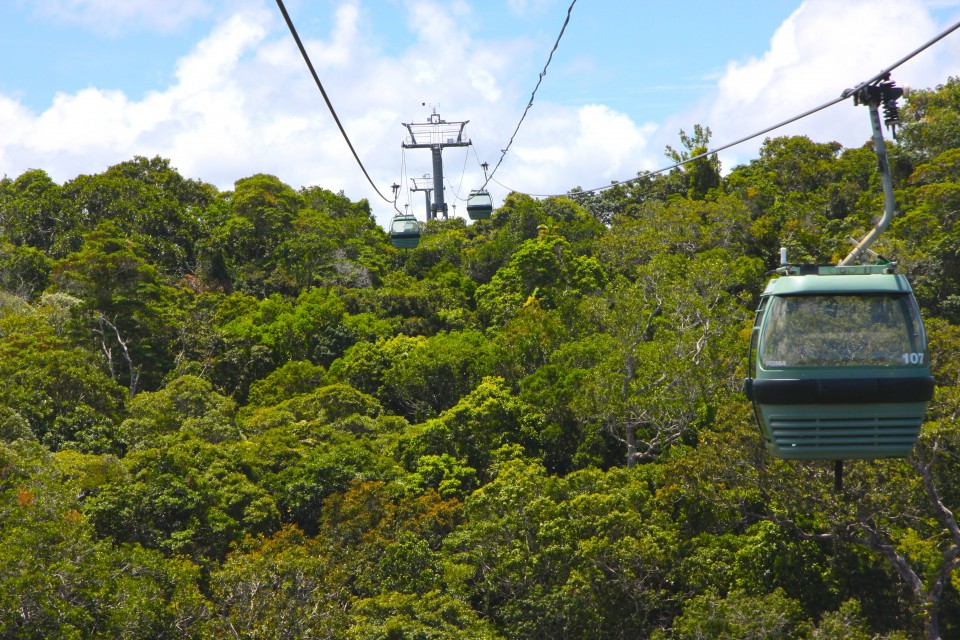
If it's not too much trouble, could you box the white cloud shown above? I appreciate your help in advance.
[297,0,363,69]
[505,0,559,18]
[497,103,657,194]
[663,0,959,170]
[32,0,212,34]
[0,8,272,185]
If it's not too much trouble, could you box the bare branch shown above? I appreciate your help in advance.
[913,441,960,546]
[97,314,140,399]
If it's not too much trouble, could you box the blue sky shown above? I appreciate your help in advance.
[2,0,960,228]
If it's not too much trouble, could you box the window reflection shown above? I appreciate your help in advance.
[760,294,925,367]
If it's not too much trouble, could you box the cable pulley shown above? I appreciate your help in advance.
[850,75,905,137]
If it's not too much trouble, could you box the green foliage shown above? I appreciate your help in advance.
[0,309,124,451]
[475,230,605,328]
[0,79,959,637]
[85,436,280,563]
[209,526,349,638]
[330,334,426,397]
[407,454,478,500]
[0,169,80,257]
[407,377,546,484]
[280,438,400,536]
[274,383,383,425]
[316,480,461,598]
[281,186,387,290]
[366,269,474,334]
[0,440,211,639]
[219,287,356,368]
[810,599,875,639]
[575,250,753,465]
[445,460,677,638]
[120,375,240,450]
[401,218,469,276]
[0,405,33,442]
[379,330,496,421]
[664,125,722,200]
[899,76,960,161]
[0,241,52,300]
[346,591,502,640]
[245,360,328,409]
[669,589,811,639]
[598,194,755,276]
[52,219,181,393]
[210,173,302,295]
[491,300,567,386]
[60,156,213,277]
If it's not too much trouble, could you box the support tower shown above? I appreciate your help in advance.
[402,110,471,220]
[409,176,434,219]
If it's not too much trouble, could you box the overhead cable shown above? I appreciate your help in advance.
[445,146,471,203]
[480,0,577,191]
[399,146,411,211]
[506,15,960,198]
[572,96,847,195]
[275,0,399,210]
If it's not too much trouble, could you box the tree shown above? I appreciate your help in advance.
[364,268,475,335]
[597,194,756,278]
[209,526,349,639]
[0,309,124,452]
[0,242,51,300]
[119,375,240,450]
[406,377,546,484]
[662,383,960,638]
[244,360,328,410]
[53,220,179,395]
[518,333,620,471]
[174,291,277,401]
[667,589,810,639]
[329,334,426,398]
[894,148,960,321]
[724,135,852,264]
[346,591,502,640]
[443,460,679,638]
[218,287,356,369]
[379,330,496,422]
[316,480,461,598]
[491,299,567,387]
[475,229,606,328]
[664,125,722,200]
[0,169,78,256]
[208,174,302,296]
[575,251,754,466]
[60,156,214,277]
[0,440,212,638]
[276,187,387,291]
[899,76,960,162]
[85,436,280,564]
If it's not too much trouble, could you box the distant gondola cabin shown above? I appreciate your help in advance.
[390,215,420,249]
[466,190,493,220]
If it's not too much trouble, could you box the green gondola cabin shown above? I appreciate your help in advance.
[389,214,421,249]
[744,264,934,460]
[466,190,493,220]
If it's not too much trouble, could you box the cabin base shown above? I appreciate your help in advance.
[757,402,926,460]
